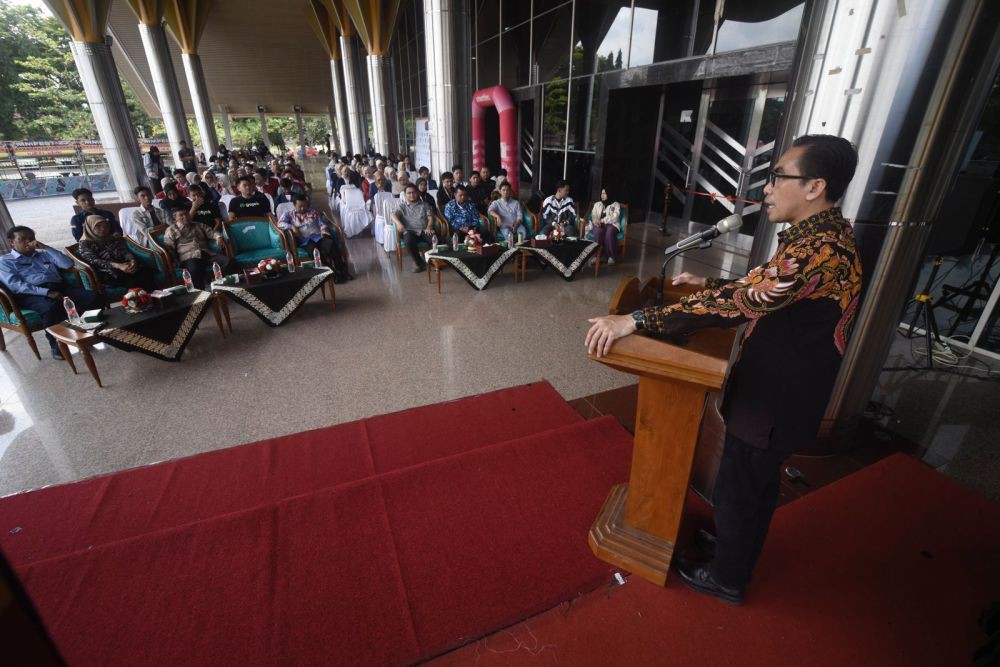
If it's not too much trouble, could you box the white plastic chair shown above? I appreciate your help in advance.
[372,191,395,245]
[275,202,294,221]
[220,194,235,214]
[339,185,372,237]
[382,198,403,253]
[118,206,140,243]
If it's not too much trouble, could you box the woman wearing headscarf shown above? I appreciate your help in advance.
[585,188,622,265]
[77,214,157,290]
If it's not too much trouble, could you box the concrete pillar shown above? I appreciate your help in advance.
[219,104,232,150]
[294,106,307,158]
[136,21,190,166]
[340,35,365,155]
[69,38,145,201]
[329,58,350,155]
[181,52,218,157]
[366,54,396,155]
[0,194,13,254]
[424,0,472,178]
[258,106,270,151]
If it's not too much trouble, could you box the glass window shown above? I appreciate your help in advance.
[535,0,571,17]
[533,3,573,83]
[566,76,599,151]
[477,0,500,42]
[502,0,531,30]
[541,148,566,194]
[566,151,593,205]
[542,80,568,148]
[572,2,631,77]
[477,37,500,89]
[715,1,805,54]
[500,22,531,89]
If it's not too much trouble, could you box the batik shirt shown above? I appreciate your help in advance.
[640,207,862,452]
[444,199,481,232]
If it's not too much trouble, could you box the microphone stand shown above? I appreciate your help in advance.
[656,240,713,306]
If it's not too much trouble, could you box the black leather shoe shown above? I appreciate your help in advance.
[413,264,426,273]
[50,346,64,361]
[673,557,744,605]
[695,528,717,558]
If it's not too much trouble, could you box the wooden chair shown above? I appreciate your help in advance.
[65,238,173,304]
[0,268,89,360]
[396,215,450,270]
[148,224,229,284]
[487,208,537,243]
[222,218,290,268]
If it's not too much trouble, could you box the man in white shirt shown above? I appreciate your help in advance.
[487,182,528,243]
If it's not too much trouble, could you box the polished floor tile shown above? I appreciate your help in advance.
[0,216,752,496]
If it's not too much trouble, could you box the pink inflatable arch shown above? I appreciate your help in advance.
[471,85,519,194]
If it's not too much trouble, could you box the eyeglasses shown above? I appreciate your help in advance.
[767,171,814,187]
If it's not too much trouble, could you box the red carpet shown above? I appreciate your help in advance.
[0,381,630,665]
[432,453,1000,666]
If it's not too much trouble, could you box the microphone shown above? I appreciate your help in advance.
[664,214,742,255]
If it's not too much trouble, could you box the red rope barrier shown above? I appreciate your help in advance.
[665,182,761,206]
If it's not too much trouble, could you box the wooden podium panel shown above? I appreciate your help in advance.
[588,277,735,585]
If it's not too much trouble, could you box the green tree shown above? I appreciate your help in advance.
[614,49,623,70]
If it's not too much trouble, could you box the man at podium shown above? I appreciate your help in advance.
[585,135,862,605]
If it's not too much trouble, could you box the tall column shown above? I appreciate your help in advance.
[294,105,307,158]
[0,194,14,254]
[71,38,146,201]
[330,59,349,154]
[366,54,396,155]
[219,104,232,149]
[424,0,472,179]
[258,106,271,151]
[136,20,191,166]
[163,0,218,157]
[181,53,218,157]
[340,34,365,155]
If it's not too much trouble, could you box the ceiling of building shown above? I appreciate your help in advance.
[108,0,337,118]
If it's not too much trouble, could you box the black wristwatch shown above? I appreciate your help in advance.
[631,309,646,331]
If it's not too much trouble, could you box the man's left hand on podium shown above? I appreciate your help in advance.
[585,314,637,357]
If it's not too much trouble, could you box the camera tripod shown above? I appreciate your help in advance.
[905,255,946,369]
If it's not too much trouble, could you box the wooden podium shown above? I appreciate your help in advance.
[588,277,735,585]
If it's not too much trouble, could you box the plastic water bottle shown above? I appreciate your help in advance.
[286,251,296,272]
[212,261,223,281]
[431,233,438,250]
[182,268,194,292]
[63,297,79,324]
[452,234,458,251]
[313,248,322,268]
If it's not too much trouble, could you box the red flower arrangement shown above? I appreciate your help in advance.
[121,287,151,312]
[465,229,483,251]
[257,258,282,277]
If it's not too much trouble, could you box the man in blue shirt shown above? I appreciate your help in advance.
[70,188,121,241]
[0,226,100,359]
[444,185,493,243]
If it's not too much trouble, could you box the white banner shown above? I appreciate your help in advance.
[415,117,431,172]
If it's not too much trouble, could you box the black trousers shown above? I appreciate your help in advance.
[709,430,792,590]
[302,237,347,274]
[403,230,430,267]
[101,265,157,292]
[181,253,234,290]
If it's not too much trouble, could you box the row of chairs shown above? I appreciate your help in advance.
[0,217,347,360]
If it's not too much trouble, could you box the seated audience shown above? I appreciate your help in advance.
[540,180,578,237]
[418,166,437,190]
[202,171,224,201]
[416,177,437,212]
[444,185,492,243]
[161,209,233,290]
[278,194,352,282]
[77,215,156,291]
[480,166,496,190]
[488,182,528,243]
[451,164,466,186]
[158,184,192,218]
[585,188,622,264]
[171,169,190,196]
[210,156,229,175]
[189,183,224,230]
[70,187,121,241]
[392,171,411,196]
[228,175,276,222]
[466,172,492,215]
[437,171,455,209]
[0,226,100,359]
[391,184,437,273]
[130,185,169,247]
